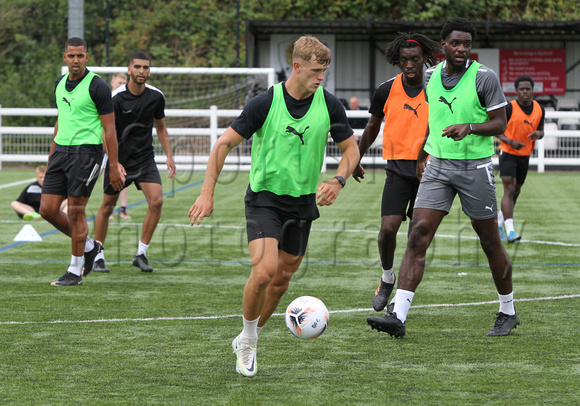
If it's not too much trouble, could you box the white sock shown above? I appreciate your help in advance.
[84,237,94,253]
[241,316,260,340]
[498,210,504,227]
[498,292,515,315]
[67,255,83,276]
[137,241,149,256]
[392,289,415,323]
[95,249,105,262]
[504,218,515,234]
[382,268,395,284]
[257,326,263,335]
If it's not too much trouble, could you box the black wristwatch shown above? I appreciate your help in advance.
[333,175,346,188]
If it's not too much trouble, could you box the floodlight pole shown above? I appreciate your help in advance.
[68,0,84,39]
[236,0,240,68]
[235,0,241,108]
[105,0,110,66]
[0,104,3,170]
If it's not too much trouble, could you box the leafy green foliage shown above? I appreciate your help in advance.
[0,0,578,115]
[0,0,67,121]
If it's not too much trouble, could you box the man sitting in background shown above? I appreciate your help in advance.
[11,165,67,220]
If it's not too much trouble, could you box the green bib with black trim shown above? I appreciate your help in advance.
[249,83,330,197]
[55,71,103,146]
[425,61,493,159]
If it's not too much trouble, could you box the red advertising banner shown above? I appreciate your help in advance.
[500,49,566,95]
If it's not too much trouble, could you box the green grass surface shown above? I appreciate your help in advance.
[0,168,579,405]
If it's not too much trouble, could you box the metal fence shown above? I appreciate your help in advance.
[1,106,579,173]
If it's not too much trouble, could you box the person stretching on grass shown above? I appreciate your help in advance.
[11,165,68,220]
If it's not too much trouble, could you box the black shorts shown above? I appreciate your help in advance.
[381,169,420,220]
[245,205,312,257]
[499,151,530,186]
[103,158,162,195]
[42,149,102,197]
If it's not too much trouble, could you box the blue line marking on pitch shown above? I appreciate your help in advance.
[0,257,579,268]
[0,179,203,253]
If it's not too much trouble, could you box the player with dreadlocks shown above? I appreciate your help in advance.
[352,32,439,314]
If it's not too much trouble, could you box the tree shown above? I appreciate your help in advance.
[1,0,578,120]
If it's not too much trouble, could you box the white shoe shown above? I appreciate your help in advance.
[231,334,257,377]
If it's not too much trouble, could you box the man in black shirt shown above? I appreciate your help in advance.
[92,51,176,273]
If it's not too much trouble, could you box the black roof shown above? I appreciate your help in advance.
[247,19,580,44]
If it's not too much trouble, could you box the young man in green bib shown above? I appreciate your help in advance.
[40,37,125,286]
[189,35,359,377]
[368,18,519,338]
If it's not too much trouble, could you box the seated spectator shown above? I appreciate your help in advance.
[11,165,67,220]
[348,96,368,132]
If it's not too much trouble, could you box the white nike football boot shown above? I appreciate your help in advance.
[231,334,258,377]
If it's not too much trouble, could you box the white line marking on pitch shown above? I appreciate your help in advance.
[67,222,580,248]
[0,178,35,189]
[1,294,578,325]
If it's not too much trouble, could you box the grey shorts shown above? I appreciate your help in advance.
[414,157,497,220]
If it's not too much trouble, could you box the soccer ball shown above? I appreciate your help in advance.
[285,296,329,339]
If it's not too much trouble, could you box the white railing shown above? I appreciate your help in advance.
[1,106,579,173]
